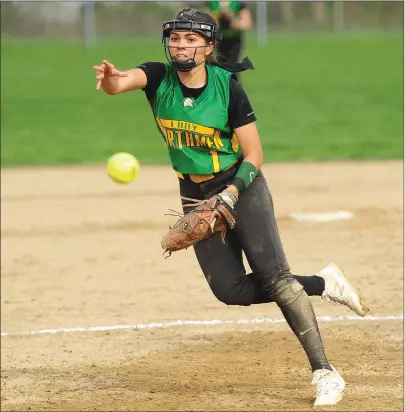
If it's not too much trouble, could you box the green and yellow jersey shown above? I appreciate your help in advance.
[150,63,242,175]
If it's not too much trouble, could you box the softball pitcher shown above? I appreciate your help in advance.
[93,8,369,407]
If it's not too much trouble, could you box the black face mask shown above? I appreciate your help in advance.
[161,15,219,72]
[161,11,255,74]
[162,38,207,72]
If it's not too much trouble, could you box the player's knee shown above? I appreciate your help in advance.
[211,287,255,307]
[266,274,304,307]
[216,295,254,306]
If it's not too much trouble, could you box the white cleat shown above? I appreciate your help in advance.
[312,365,345,407]
[317,263,370,317]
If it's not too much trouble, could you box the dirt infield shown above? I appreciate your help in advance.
[1,161,403,411]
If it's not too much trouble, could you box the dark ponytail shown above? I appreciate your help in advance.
[210,55,255,74]
[204,39,255,74]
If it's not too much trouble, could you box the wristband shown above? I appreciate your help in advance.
[230,161,257,196]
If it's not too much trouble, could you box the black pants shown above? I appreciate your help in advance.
[179,168,324,306]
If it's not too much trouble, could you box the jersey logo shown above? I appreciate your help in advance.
[183,98,195,108]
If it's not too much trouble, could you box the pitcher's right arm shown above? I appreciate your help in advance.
[93,60,147,95]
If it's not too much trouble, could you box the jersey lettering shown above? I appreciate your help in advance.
[157,118,225,150]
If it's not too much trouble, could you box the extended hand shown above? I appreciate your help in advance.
[93,60,128,90]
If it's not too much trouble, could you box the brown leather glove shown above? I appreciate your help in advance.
[161,195,237,257]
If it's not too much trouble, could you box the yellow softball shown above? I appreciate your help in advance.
[107,152,140,184]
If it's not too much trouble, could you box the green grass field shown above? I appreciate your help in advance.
[1,31,403,167]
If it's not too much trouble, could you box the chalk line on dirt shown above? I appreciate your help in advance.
[290,210,354,222]
[1,315,402,338]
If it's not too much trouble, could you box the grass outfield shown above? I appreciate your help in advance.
[1,32,403,167]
